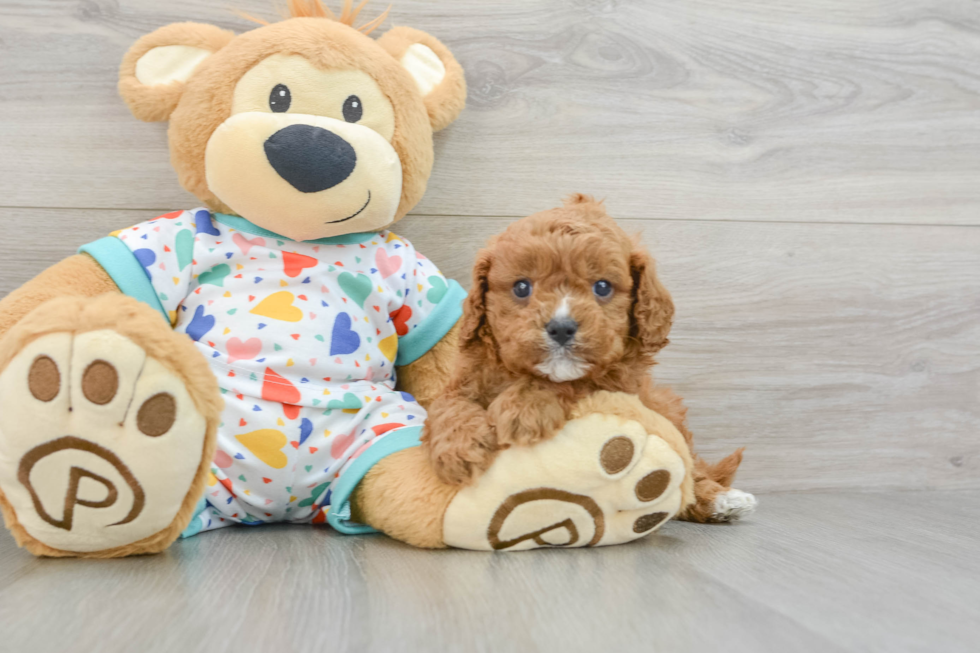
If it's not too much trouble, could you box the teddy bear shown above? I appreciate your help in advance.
[0,0,697,556]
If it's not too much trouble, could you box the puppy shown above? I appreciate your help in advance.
[423,195,754,522]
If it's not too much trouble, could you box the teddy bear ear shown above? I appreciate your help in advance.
[119,23,235,122]
[377,26,466,132]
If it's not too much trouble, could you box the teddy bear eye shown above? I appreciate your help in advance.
[343,95,363,123]
[513,279,532,299]
[593,280,613,299]
[269,84,291,113]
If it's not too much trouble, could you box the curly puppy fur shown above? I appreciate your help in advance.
[422,195,745,522]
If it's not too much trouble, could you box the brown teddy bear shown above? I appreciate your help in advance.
[0,1,706,557]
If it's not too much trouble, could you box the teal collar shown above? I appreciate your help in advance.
[213,212,379,245]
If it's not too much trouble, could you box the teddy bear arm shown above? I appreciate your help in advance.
[0,254,120,339]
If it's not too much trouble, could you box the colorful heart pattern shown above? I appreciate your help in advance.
[175,229,195,270]
[427,276,449,304]
[112,209,454,532]
[198,263,231,287]
[261,367,301,405]
[378,334,398,362]
[133,248,156,280]
[251,291,303,322]
[283,251,318,278]
[375,248,402,278]
[326,392,363,414]
[227,337,262,363]
[389,305,412,336]
[338,272,372,308]
[236,429,288,469]
[329,313,360,355]
[186,305,215,341]
[233,232,265,255]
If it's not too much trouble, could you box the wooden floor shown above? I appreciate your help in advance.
[0,491,977,653]
[1,0,978,493]
[0,1,979,651]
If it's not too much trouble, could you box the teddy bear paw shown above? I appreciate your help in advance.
[0,327,210,555]
[442,412,687,551]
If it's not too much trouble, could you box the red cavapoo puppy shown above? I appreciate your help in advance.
[422,195,755,522]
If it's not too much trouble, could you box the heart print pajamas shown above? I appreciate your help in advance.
[80,209,464,535]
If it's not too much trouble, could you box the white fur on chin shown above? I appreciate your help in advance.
[536,299,589,382]
[535,349,589,382]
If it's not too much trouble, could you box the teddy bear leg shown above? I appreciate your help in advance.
[351,445,456,548]
[442,393,692,551]
[353,391,696,551]
[0,294,222,557]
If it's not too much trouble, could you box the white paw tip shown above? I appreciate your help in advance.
[711,489,757,522]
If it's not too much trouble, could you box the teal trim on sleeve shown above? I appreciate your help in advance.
[79,236,168,322]
[326,425,423,535]
[213,213,378,245]
[396,280,465,366]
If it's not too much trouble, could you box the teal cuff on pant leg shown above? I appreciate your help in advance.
[326,425,423,535]
[180,495,209,539]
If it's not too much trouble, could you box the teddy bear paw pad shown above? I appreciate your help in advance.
[443,413,687,551]
[0,329,208,554]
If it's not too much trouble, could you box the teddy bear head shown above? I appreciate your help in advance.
[119,1,465,241]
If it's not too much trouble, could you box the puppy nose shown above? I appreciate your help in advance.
[546,318,578,346]
[264,124,357,193]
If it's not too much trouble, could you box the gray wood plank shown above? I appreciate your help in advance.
[1,1,979,224]
[0,525,833,653]
[0,532,40,588]
[1,207,977,492]
[1,491,977,653]
[661,491,980,653]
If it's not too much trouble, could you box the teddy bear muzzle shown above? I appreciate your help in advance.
[204,111,403,241]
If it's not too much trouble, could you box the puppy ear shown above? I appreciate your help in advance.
[119,23,235,122]
[459,248,493,345]
[629,248,674,356]
[377,26,466,132]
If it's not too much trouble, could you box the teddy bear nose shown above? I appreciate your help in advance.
[546,318,578,346]
[263,124,357,193]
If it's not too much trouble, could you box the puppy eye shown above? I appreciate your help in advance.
[343,95,363,123]
[269,84,291,113]
[513,279,533,299]
[593,280,614,299]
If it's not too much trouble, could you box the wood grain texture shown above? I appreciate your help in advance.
[1,491,978,653]
[1,207,977,492]
[1,4,977,650]
[1,0,979,223]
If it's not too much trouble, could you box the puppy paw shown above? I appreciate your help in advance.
[423,401,498,486]
[428,440,496,487]
[709,488,757,522]
[489,386,566,448]
[442,412,688,550]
